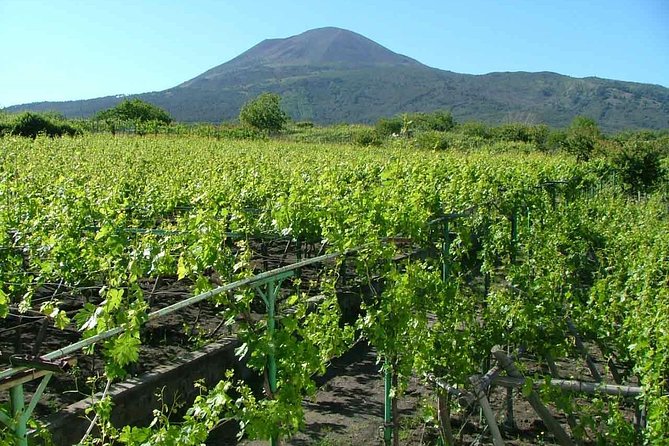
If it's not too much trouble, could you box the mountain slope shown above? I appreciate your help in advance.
[5,27,669,132]
[187,27,422,78]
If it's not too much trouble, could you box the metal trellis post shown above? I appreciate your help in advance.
[253,270,294,446]
[2,372,54,446]
[384,359,392,446]
[442,218,450,282]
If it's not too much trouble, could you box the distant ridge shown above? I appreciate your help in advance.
[5,27,669,132]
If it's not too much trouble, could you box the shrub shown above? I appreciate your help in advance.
[375,117,403,138]
[564,116,602,162]
[412,110,456,132]
[217,124,266,140]
[457,121,491,139]
[8,112,80,138]
[353,127,382,147]
[376,111,455,138]
[413,130,450,150]
[545,130,568,153]
[612,141,664,194]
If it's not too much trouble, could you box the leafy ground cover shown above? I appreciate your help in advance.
[0,134,667,445]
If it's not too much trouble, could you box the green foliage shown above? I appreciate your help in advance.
[375,116,403,137]
[451,121,553,151]
[285,123,375,145]
[353,127,382,146]
[410,110,456,132]
[96,99,173,124]
[4,112,80,138]
[611,140,664,193]
[564,116,602,161]
[293,121,314,128]
[376,110,455,139]
[545,129,568,152]
[490,123,549,147]
[413,130,450,150]
[358,262,446,392]
[456,120,491,139]
[239,92,288,132]
[2,134,668,444]
[195,123,266,140]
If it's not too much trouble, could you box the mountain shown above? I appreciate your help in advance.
[5,27,669,132]
[189,26,423,74]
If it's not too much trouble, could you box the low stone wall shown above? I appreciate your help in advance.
[42,282,374,445]
[45,337,245,445]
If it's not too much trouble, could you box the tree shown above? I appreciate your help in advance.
[96,99,172,124]
[612,141,663,194]
[564,116,601,162]
[412,110,456,132]
[239,93,288,132]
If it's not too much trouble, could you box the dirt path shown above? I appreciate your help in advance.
[212,341,433,446]
[217,341,592,446]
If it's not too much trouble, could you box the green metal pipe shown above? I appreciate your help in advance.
[267,280,278,446]
[9,384,27,446]
[441,219,450,282]
[267,282,277,394]
[0,409,14,430]
[384,360,392,446]
[0,233,420,445]
[296,238,303,279]
[510,211,518,265]
[21,373,52,427]
[0,251,341,381]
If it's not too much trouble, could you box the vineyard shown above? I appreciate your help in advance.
[0,134,668,445]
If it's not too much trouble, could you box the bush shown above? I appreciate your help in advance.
[457,121,491,139]
[611,130,669,157]
[545,130,568,153]
[411,110,456,132]
[376,111,455,138]
[375,117,403,138]
[217,124,266,140]
[0,122,10,137]
[239,93,288,133]
[564,116,602,162]
[7,112,80,138]
[413,130,450,150]
[353,127,382,146]
[612,141,664,194]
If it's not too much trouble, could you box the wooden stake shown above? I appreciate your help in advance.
[437,389,456,446]
[492,347,575,446]
[469,374,505,446]
[545,354,586,446]
[566,319,601,382]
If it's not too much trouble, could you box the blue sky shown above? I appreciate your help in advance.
[1,0,667,107]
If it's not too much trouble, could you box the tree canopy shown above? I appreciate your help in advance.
[96,99,173,124]
[239,93,288,132]
[564,116,602,162]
